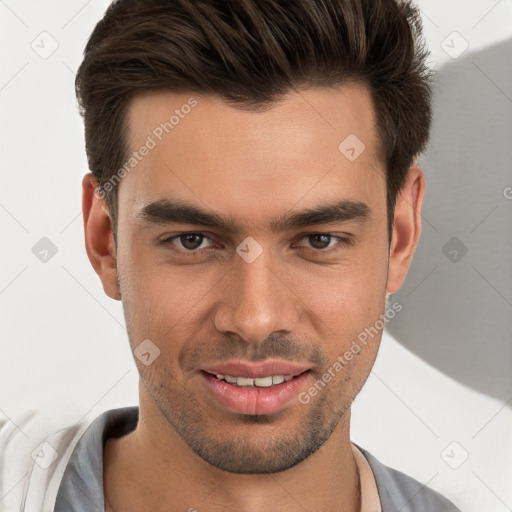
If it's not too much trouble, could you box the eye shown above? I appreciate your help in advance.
[161,233,215,252]
[295,233,353,251]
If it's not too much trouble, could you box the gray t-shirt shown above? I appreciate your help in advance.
[52,407,460,512]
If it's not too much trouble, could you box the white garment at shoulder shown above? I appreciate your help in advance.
[0,411,93,512]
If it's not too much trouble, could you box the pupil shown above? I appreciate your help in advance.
[310,234,330,249]
[181,234,203,250]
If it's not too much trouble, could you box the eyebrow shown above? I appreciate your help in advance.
[136,198,371,234]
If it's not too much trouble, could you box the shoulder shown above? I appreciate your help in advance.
[354,443,461,512]
[0,410,98,511]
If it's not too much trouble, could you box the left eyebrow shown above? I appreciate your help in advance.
[136,198,371,234]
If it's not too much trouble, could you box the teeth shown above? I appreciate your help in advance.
[236,377,254,386]
[254,376,273,387]
[214,374,295,387]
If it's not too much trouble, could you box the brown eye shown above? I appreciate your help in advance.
[161,232,215,252]
[307,234,333,249]
[179,234,206,250]
[296,233,352,251]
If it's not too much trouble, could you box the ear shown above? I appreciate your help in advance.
[386,165,425,294]
[82,173,121,300]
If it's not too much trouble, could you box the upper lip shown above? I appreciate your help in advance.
[201,360,312,379]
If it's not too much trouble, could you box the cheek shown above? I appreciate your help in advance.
[295,254,387,337]
[119,247,221,351]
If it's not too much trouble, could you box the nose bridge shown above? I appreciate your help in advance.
[214,248,300,343]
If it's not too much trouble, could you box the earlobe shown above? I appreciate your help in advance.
[82,173,121,300]
[386,165,425,294]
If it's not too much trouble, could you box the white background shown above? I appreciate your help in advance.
[1,1,511,511]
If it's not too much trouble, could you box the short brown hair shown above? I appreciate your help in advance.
[75,0,433,245]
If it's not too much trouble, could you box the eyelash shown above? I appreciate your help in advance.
[159,232,353,255]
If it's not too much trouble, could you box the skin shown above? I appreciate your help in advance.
[82,85,424,512]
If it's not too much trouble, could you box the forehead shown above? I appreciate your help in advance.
[119,86,386,232]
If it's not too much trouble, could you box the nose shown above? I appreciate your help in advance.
[213,247,301,344]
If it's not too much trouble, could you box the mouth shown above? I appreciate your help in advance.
[199,368,313,415]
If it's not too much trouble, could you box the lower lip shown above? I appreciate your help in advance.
[200,371,312,415]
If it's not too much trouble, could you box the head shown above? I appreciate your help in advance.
[79,0,432,474]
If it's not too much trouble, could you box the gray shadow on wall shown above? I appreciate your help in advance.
[386,37,512,404]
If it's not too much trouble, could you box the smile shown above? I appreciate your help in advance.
[200,369,313,415]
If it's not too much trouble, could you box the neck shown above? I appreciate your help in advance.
[104,398,360,512]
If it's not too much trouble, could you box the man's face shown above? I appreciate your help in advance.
[107,86,395,473]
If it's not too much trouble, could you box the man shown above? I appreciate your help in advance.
[0,0,461,510]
